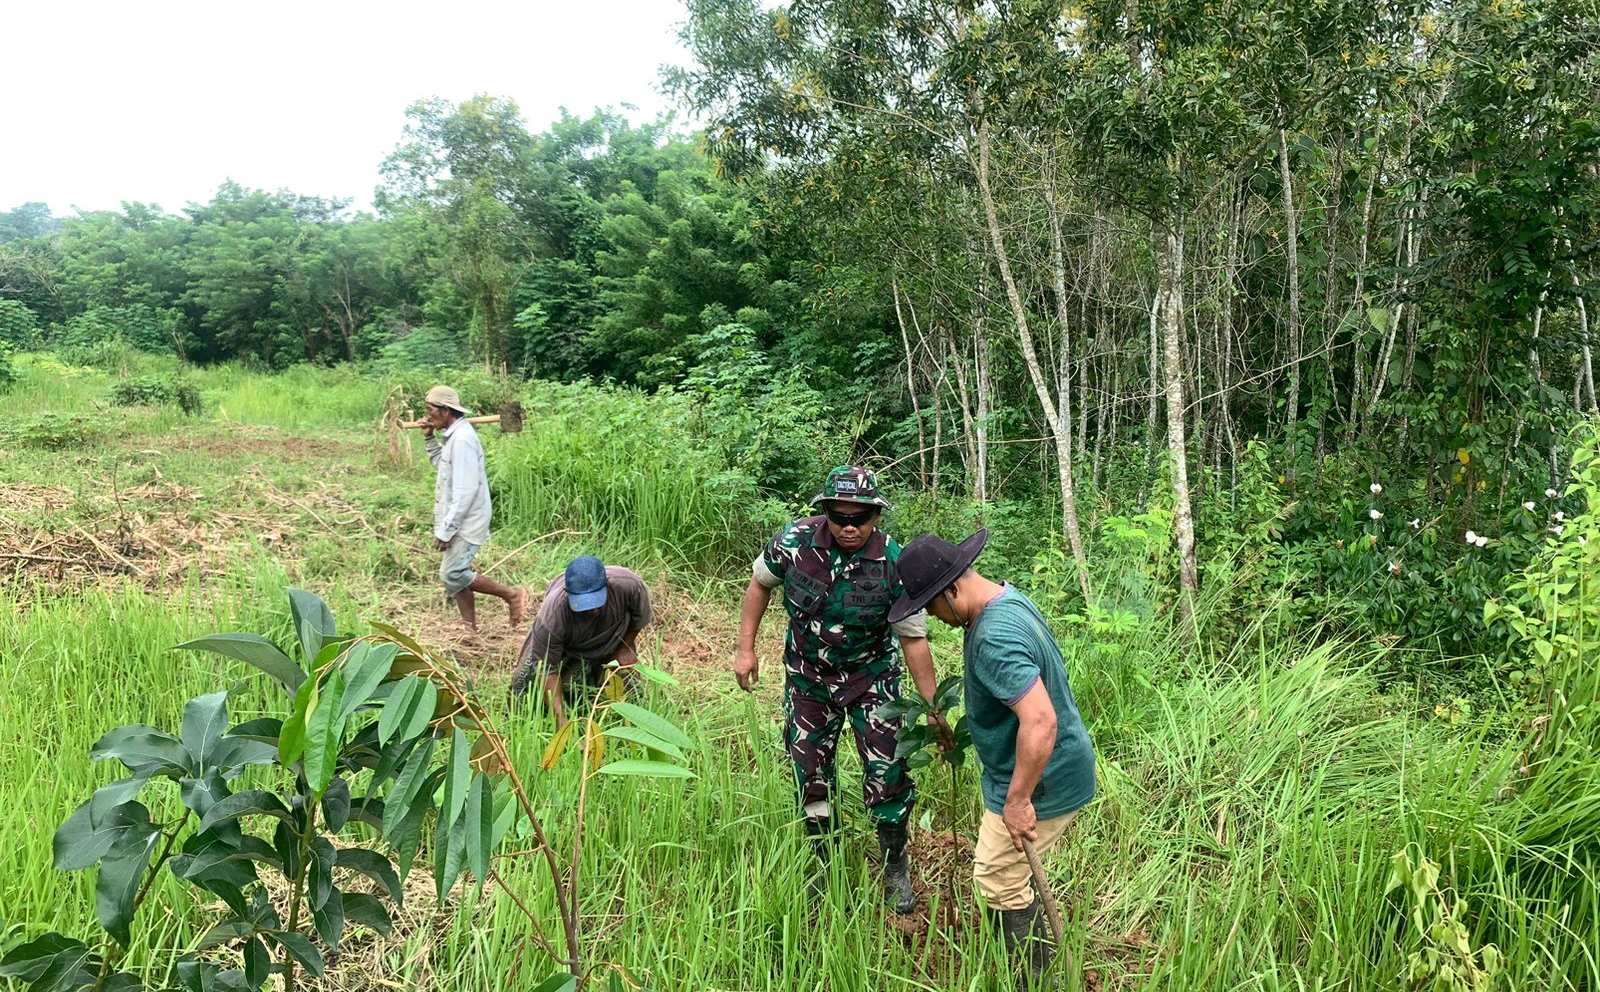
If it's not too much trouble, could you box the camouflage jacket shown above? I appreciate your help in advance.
[754,516,926,704]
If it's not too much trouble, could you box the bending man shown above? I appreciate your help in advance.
[511,556,652,726]
[889,529,1096,989]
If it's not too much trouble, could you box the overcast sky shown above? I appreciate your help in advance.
[1,0,696,217]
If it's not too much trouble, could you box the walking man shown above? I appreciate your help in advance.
[422,384,527,631]
[511,555,653,726]
[889,529,1095,988]
[733,465,948,914]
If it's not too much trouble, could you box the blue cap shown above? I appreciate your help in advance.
[564,556,608,611]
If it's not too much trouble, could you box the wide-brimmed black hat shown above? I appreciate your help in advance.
[887,529,988,623]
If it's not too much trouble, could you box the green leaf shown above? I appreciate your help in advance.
[338,642,400,722]
[90,725,191,777]
[55,800,152,871]
[342,893,393,936]
[528,973,578,992]
[88,775,152,828]
[224,717,283,742]
[433,804,469,902]
[597,759,696,779]
[309,836,337,909]
[266,930,324,977]
[390,786,431,878]
[101,972,144,992]
[208,734,279,771]
[96,821,162,946]
[278,674,317,767]
[312,885,345,948]
[179,769,232,820]
[601,724,685,760]
[322,777,351,833]
[288,587,337,664]
[175,633,304,695]
[243,936,270,989]
[304,666,347,795]
[606,702,694,752]
[378,675,437,747]
[335,847,403,904]
[0,934,92,982]
[465,773,493,891]
[384,738,437,838]
[636,663,679,686]
[440,729,471,831]
[195,919,252,951]
[174,834,281,879]
[198,790,293,834]
[181,690,230,771]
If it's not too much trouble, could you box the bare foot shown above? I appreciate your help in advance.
[509,587,530,627]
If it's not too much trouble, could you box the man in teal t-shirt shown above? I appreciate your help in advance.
[889,529,1095,990]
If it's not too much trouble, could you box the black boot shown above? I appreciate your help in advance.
[805,818,835,900]
[998,900,1054,990]
[876,820,915,915]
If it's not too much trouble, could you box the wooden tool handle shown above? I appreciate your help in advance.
[1022,838,1065,943]
[401,414,502,429]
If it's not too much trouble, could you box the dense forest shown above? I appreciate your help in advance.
[3,0,1597,663]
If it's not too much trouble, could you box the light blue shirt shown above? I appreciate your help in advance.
[427,418,491,544]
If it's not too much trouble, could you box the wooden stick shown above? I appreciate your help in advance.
[0,552,86,565]
[400,415,502,429]
[1023,838,1065,943]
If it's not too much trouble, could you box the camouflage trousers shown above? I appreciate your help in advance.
[783,671,915,828]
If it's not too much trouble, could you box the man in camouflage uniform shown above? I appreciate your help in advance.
[733,465,949,914]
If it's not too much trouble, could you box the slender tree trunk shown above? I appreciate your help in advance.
[892,277,928,488]
[975,123,1090,598]
[1143,279,1161,506]
[1157,222,1199,637]
[1043,166,1093,601]
[1278,128,1305,485]
[1575,290,1596,412]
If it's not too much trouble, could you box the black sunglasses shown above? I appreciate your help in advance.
[825,506,879,528]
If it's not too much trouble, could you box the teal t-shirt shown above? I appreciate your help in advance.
[963,586,1096,819]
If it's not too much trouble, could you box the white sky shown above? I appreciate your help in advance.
[0,0,697,217]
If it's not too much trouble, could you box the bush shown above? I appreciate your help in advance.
[0,299,41,349]
[0,342,16,392]
[110,375,203,415]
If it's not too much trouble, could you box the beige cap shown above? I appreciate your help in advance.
[425,385,470,415]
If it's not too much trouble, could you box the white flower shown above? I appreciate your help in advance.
[1546,488,1558,498]
[1409,518,1421,529]
[1370,483,1383,495]
[1552,526,1564,537]
[1370,508,1384,520]
[1465,530,1478,544]
[1580,535,1589,547]
[1524,501,1536,511]
[1555,511,1565,522]
[1476,535,1489,548]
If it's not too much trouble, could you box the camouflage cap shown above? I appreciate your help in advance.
[812,465,893,510]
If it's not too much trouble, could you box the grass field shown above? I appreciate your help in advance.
[2,354,1595,991]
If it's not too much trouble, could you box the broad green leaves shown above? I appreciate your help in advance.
[17,588,492,992]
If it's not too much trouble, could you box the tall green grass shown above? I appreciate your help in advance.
[2,360,1595,991]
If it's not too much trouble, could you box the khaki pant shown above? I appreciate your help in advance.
[973,808,1078,910]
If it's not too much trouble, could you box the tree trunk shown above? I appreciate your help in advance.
[1044,166,1094,602]
[1278,128,1305,486]
[891,277,928,488]
[1157,223,1199,638]
[975,124,1090,600]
